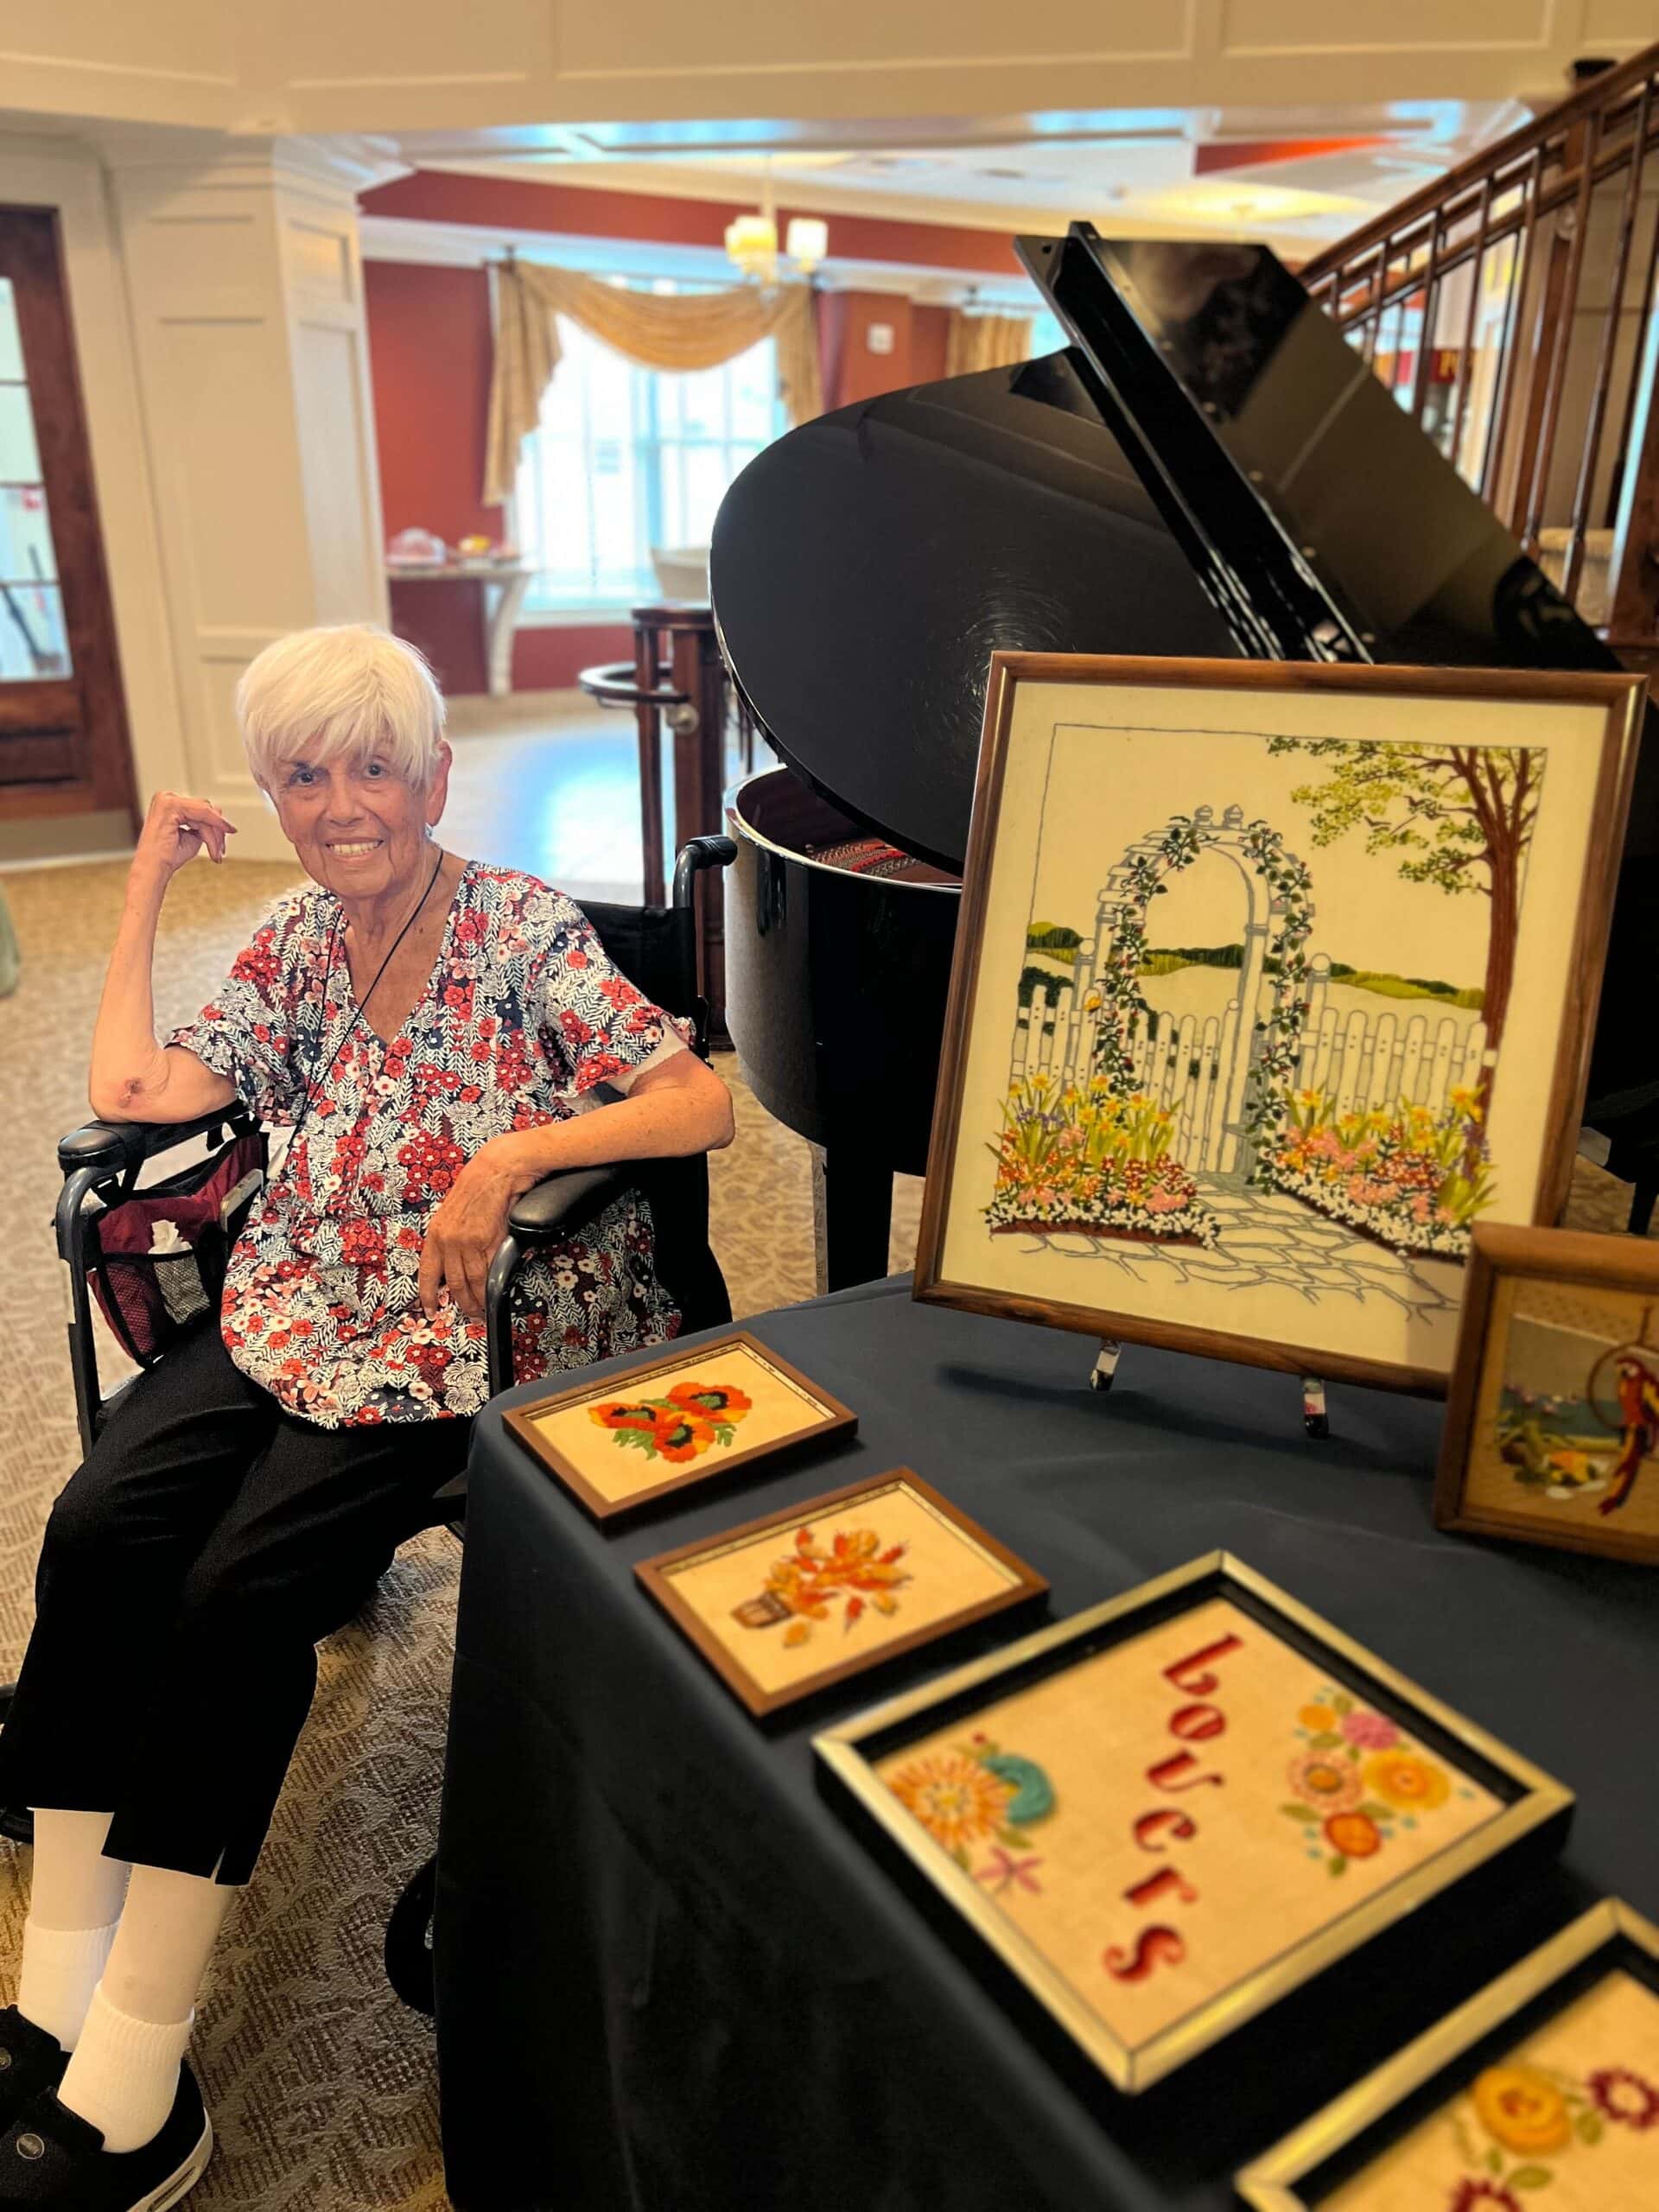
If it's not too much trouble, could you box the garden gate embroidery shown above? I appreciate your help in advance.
[589,1378,752,1464]
[886,1733,1057,1893]
[730,1523,911,1646]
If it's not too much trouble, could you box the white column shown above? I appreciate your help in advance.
[104,134,397,861]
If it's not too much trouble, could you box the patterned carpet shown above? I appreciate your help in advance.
[0,855,921,2211]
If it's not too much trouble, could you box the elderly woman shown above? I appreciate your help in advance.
[0,626,732,2209]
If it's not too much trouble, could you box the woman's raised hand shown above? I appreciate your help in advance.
[134,790,238,885]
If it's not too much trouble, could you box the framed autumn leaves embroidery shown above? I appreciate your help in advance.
[1237,1899,1659,2210]
[635,1471,1048,1718]
[504,1332,856,1519]
[816,1553,1571,2092]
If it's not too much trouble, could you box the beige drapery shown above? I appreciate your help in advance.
[484,260,824,505]
[943,310,1034,378]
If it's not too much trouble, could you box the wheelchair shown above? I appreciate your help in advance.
[6,836,736,1850]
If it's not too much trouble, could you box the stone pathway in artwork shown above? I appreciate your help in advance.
[1025,1176,1456,1323]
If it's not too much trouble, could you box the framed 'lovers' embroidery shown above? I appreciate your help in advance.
[1237,1900,1659,2210]
[815,1554,1572,2092]
[504,1331,856,1519]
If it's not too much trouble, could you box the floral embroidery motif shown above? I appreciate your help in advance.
[588,1379,752,1464]
[730,1524,910,1647]
[1440,2056,1659,2200]
[168,862,684,1427]
[1263,1084,1495,1258]
[1281,1684,1456,1875]
[886,1733,1057,1891]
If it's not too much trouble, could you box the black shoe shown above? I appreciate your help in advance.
[0,2065,212,2208]
[0,2016,66,2133]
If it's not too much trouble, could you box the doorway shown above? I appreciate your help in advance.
[0,206,136,850]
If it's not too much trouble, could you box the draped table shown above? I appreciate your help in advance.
[434,1276,1656,2212]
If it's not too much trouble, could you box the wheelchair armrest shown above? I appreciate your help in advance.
[506,1161,635,1243]
[58,1103,257,1180]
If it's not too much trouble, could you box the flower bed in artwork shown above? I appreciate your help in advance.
[985,1074,1220,1249]
[1259,1086,1495,1259]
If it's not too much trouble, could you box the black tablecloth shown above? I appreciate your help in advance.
[435,1277,1657,2212]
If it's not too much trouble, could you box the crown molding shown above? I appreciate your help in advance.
[96,125,408,195]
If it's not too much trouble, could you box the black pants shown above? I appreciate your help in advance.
[0,1323,471,1884]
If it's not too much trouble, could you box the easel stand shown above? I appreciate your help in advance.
[1090,1338,1332,1439]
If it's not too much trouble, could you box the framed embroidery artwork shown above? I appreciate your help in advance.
[1435,1224,1659,1565]
[1236,1898,1659,2209]
[815,1553,1571,2092]
[912,655,1644,1390]
[504,1331,856,1520]
[634,1471,1048,1717]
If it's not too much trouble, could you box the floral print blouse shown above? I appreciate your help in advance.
[168,861,686,1428]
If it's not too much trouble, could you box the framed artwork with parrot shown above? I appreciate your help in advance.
[1436,1223,1659,1564]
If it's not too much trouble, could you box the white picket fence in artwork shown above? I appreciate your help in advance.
[1013,952,1488,1177]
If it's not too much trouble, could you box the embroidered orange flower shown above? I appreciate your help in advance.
[1471,2065,1571,2154]
[1323,1812,1381,1859]
[1299,1703,1336,1731]
[1362,1751,1450,1811]
[650,1408,718,1463]
[1287,1750,1362,1813]
[887,1752,1014,1857]
[665,1380,753,1420]
[588,1398,661,1433]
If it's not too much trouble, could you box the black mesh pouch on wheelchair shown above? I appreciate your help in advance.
[85,1127,268,1367]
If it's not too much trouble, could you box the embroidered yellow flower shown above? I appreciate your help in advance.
[1471,2065,1571,2154]
[1363,1751,1450,1811]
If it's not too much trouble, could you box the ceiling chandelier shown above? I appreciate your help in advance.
[724,162,828,285]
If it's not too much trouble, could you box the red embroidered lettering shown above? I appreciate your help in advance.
[1162,1634,1243,1696]
[1133,1809,1198,1853]
[1168,1703,1225,1742]
[1103,1927,1186,1982]
[1123,1867,1198,1911]
[1147,1752,1224,1793]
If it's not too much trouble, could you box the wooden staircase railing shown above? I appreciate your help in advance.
[1300,43,1659,663]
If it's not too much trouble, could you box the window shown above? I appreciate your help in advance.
[516,288,785,613]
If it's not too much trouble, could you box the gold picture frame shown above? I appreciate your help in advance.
[504,1329,856,1521]
[913,654,1645,1391]
[635,1469,1049,1718]
[1236,1898,1659,2208]
[815,1553,1573,2093]
[1435,1222,1659,1565]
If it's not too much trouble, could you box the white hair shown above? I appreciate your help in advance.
[236,625,447,793]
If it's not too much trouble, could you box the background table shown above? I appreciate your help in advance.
[435,1277,1657,2212]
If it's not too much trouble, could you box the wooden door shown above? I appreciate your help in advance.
[0,207,136,826]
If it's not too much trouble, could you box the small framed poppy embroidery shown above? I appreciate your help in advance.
[504,1331,856,1520]
[635,1471,1049,1718]
[1435,1223,1659,1566]
[1236,1898,1659,2210]
[816,1553,1572,2093]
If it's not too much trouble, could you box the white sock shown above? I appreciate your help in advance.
[17,1810,130,2050]
[57,1860,235,2154]
[16,1922,118,2053]
[57,1988,193,2154]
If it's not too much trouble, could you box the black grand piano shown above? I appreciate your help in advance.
[711,225,1658,1292]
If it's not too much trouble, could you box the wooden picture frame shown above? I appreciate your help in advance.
[1434,1221,1659,1564]
[635,1469,1049,1718]
[816,1552,1572,2093]
[1237,1899,1659,2208]
[504,1330,856,1521]
[913,654,1645,1392]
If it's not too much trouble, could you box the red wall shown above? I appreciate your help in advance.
[363,173,1012,692]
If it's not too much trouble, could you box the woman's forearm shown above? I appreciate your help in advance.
[486,1061,734,1196]
[88,868,234,1124]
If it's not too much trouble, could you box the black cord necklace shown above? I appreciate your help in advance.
[289,842,447,1160]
